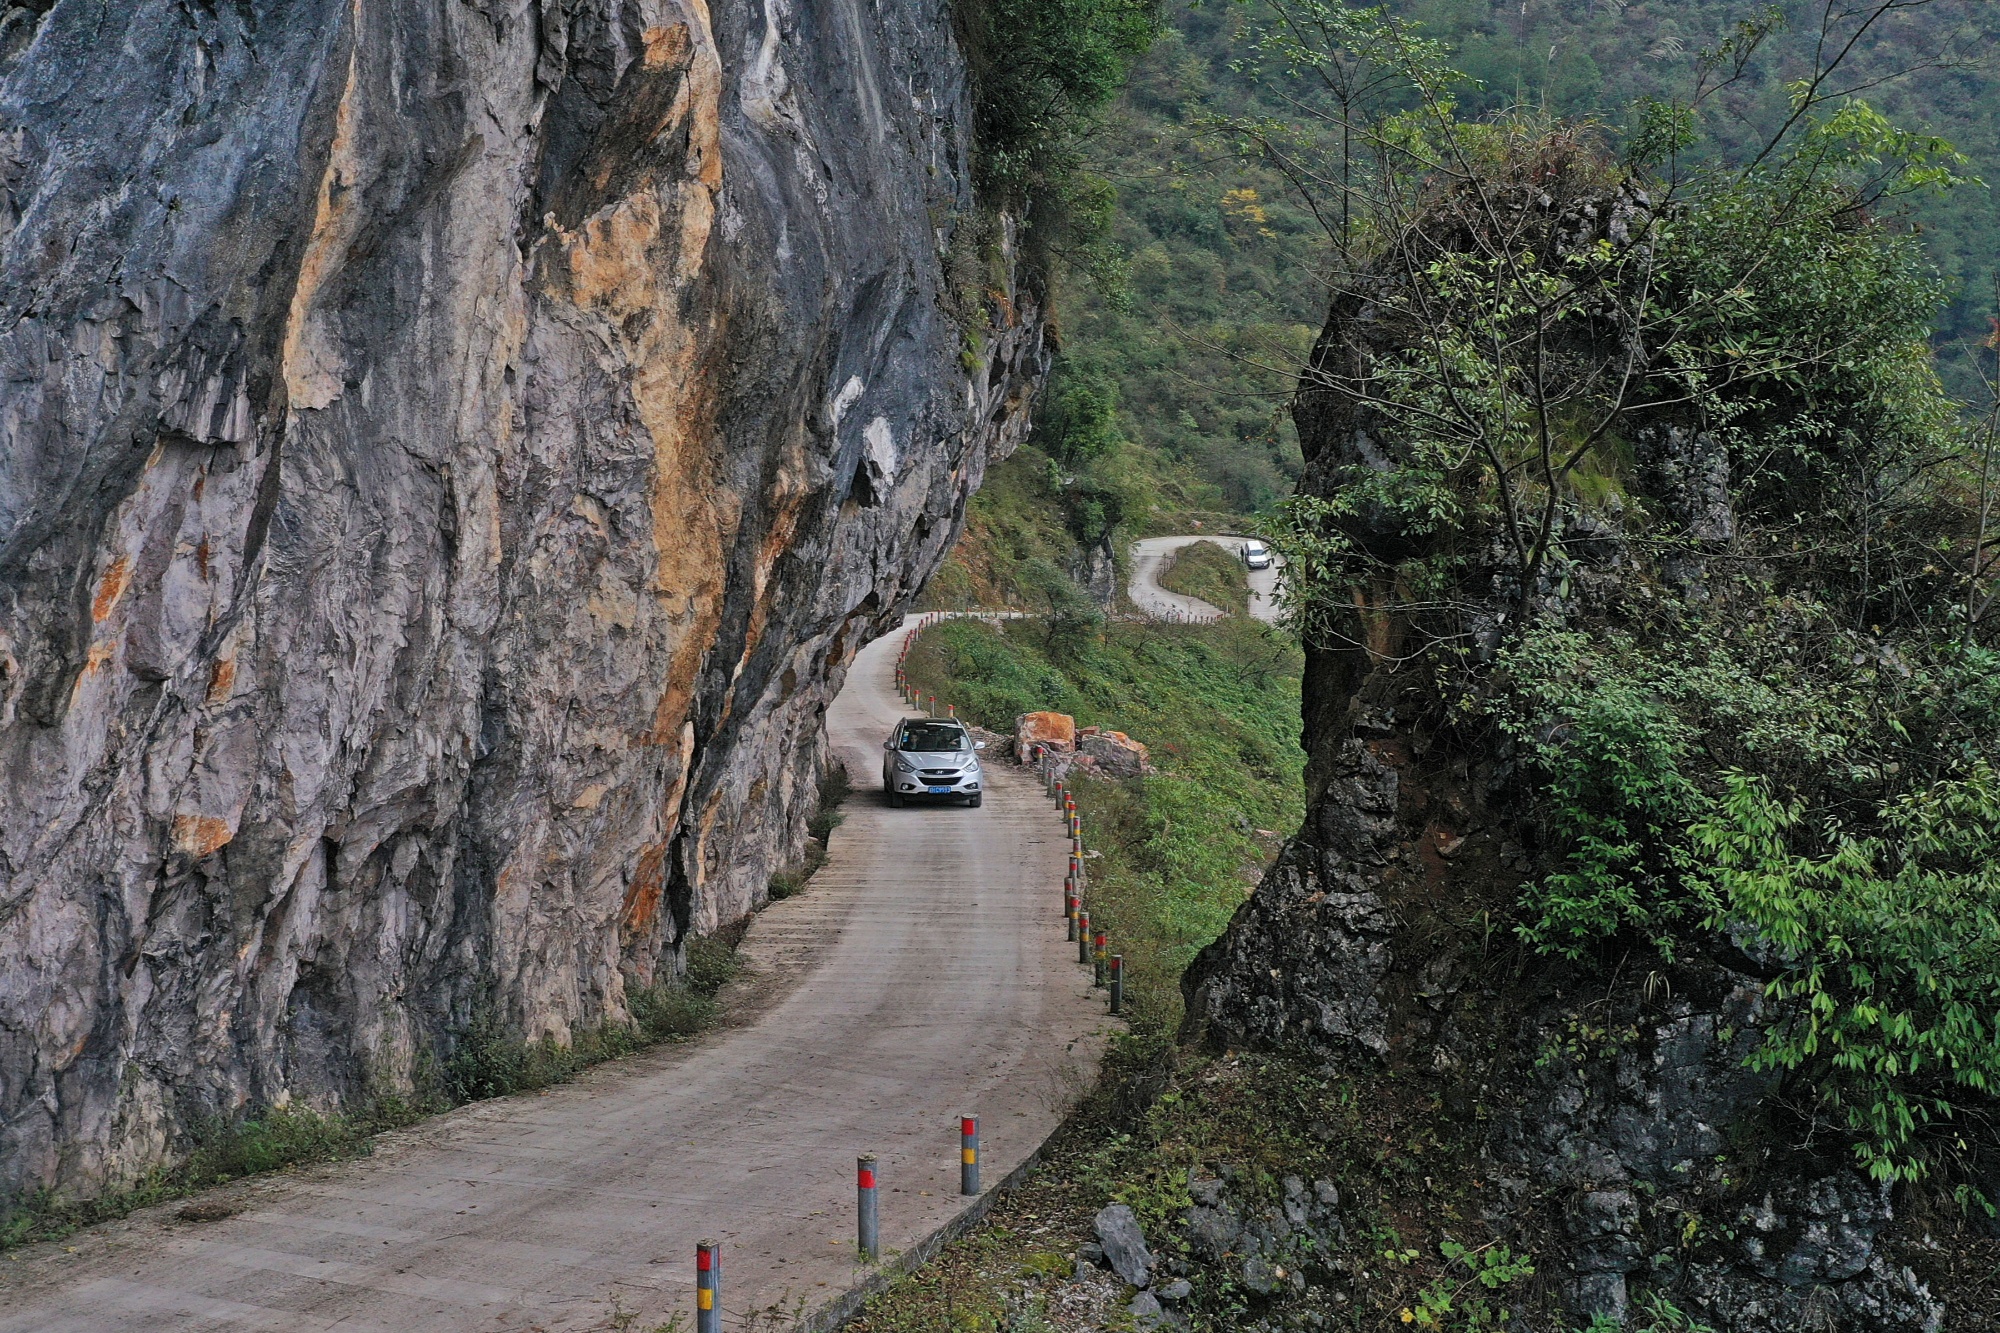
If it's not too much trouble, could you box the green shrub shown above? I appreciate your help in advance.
[1694,766,2000,1183]
[1497,632,1708,960]
[0,1099,419,1251]
[959,0,1159,201]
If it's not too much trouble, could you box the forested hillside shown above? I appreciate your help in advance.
[1060,0,2000,524]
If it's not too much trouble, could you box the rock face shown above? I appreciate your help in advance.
[1181,179,1954,1329]
[0,0,1045,1199]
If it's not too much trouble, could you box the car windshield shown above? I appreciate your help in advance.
[899,722,968,752]
[1245,541,1267,555]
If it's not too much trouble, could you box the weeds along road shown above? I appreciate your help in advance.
[1126,535,1283,624]
[0,619,1107,1332]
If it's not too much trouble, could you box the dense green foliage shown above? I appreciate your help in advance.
[1048,0,1999,535]
[1697,768,2000,1185]
[1061,8,1328,514]
[957,0,1159,286]
[1388,0,1999,393]
[963,0,1159,195]
[1497,622,2000,1182]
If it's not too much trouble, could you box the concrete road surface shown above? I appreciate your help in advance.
[0,619,1106,1332]
[1127,535,1283,624]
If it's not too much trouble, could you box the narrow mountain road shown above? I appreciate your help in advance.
[0,621,1106,1332]
[1127,535,1283,624]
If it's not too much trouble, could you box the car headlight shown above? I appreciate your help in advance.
[894,753,920,772]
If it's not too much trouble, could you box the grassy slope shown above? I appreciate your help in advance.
[1156,540,1250,618]
[919,445,1084,611]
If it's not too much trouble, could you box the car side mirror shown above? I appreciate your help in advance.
[975,741,987,750]
[883,740,895,750]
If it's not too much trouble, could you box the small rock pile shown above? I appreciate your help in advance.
[1071,1204,1191,1330]
[1063,1172,1356,1332]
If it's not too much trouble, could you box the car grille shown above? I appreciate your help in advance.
[921,768,961,778]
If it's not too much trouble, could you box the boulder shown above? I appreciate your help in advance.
[1079,727,1151,777]
[1016,711,1077,763]
[1095,1202,1155,1287]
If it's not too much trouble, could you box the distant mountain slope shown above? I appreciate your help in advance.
[1060,0,1999,521]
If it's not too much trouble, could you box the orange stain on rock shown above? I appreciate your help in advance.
[91,556,131,622]
[622,842,671,933]
[172,814,233,857]
[206,656,236,704]
[280,0,367,410]
[641,22,690,70]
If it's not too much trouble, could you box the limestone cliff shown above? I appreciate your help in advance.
[0,0,1045,1200]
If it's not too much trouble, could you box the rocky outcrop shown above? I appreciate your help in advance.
[1180,174,1963,1328]
[0,0,1045,1200]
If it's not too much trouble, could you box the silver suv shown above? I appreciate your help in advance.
[882,718,986,808]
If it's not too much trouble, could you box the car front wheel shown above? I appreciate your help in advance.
[966,794,982,808]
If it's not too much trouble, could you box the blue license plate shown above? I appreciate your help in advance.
[927,785,953,794]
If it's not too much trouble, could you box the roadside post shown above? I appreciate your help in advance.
[696,1240,720,1333]
[1110,956,1124,1015]
[960,1116,980,1195]
[1093,929,1108,987]
[1066,891,1079,941]
[1077,910,1091,964]
[858,1155,880,1261]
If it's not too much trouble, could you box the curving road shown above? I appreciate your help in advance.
[0,621,1105,1332]
[1127,535,1283,625]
